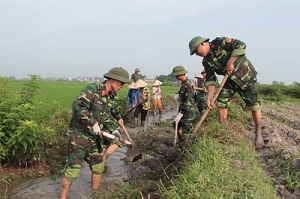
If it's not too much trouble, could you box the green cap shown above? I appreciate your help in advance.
[189,36,209,55]
[104,67,131,84]
[171,66,188,76]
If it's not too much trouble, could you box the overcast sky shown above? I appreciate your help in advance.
[1,0,299,84]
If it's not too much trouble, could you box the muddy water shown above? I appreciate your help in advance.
[9,110,176,199]
[9,147,128,199]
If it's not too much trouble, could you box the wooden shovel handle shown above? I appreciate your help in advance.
[120,123,135,145]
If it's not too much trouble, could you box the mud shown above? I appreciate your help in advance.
[248,100,300,199]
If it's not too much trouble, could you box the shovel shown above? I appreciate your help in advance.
[173,121,179,148]
[188,74,229,140]
[100,131,133,145]
[120,123,143,162]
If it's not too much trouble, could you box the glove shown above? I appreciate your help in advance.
[174,94,179,102]
[91,122,101,135]
[174,113,183,122]
[112,130,122,141]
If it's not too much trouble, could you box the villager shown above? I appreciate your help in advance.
[133,79,150,128]
[152,80,163,116]
[127,82,139,110]
[189,36,264,149]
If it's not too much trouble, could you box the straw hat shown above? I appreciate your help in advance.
[194,73,203,78]
[152,80,163,86]
[134,79,148,88]
[128,82,138,89]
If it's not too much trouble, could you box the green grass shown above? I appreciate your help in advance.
[5,80,181,110]
[158,101,278,199]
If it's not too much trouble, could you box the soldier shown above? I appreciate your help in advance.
[131,68,143,83]
[171,66,198,141]
[189,36,264,149]
[60,67,131,199]
[194,72,207,115]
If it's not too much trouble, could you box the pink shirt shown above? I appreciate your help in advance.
[152,87,162,100]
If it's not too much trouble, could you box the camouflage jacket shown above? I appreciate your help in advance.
[178,78,196,114]
[131,73,142,83]
[69,82,121,134]
[195,78,207,97]
[202,37,258,90]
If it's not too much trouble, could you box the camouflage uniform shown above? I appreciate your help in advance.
[177,78,198,134]
[203,37,260,111]
[195,77,207,114]
[64,82,121,182]
[101,92,123,148]
[131,73,142,83]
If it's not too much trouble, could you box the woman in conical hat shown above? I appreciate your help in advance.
[127,82,139,109]
[133,79,150,128]
[152,80,163,116]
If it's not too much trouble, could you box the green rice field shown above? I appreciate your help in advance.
[5,80,179,110]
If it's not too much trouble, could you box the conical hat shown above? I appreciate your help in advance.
[128,82,138,89]
[134,79,148,88]
[194,73,203,78]
[153,80,163,86]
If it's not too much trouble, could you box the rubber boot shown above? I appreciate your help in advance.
[92,173,102,190]
[60,177,72,199]
[254,123,264,149]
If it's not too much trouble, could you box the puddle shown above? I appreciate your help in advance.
[8,147,128,199]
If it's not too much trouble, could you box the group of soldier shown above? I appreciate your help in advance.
[60,35,263,199]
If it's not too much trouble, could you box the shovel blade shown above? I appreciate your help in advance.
[132,153,142,162]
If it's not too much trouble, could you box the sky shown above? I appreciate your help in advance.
[1,0,299,85]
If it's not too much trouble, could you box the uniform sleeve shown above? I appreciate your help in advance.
[72,84,98,126]
[203,59,218,87]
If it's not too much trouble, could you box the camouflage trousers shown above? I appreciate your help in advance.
[63,128,105,182]
[179,110,198,135]
[216,79,260,111]
[196,93,207,115]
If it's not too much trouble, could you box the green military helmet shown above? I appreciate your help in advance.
[135,68,140,72]
[171,66,188,76]
[189,36,209,55]
[104,67,131,84]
